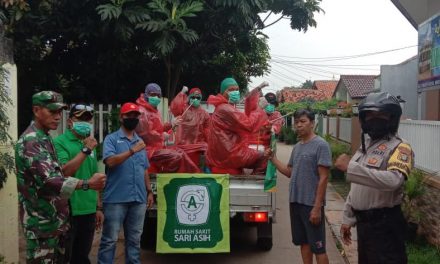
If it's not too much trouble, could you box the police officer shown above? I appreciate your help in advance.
[335,92,414,264]
[15,91,106,263]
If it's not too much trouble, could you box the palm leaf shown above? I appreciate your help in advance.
[124,6,150,24]
[136,20,165,32]
[179,29,199,44]
[154,32,176,55]
[148,0,170,17]
[176,1,203,19]
[96,3,122,20]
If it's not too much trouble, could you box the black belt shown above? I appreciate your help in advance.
[353,205,401,223]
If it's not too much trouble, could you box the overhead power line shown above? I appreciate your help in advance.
[270,44,417,63]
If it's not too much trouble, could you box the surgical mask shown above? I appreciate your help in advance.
[72,121,92,137]
[362,118,390,140]
[265,104,275,114]
[122,118,139,131]
[189,98,201,107]
[148,96,161,107]
[228,90,240,104]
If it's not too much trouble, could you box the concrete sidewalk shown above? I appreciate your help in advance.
[325,184,358,264]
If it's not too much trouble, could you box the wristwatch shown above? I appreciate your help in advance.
[81,147,92,155]
[82,179,89,191]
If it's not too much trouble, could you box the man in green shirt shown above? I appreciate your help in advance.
[54,104,103,264]
[16,92,106,264]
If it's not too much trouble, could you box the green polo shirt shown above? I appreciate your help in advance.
[54,129,98,216]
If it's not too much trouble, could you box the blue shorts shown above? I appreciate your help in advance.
[290,202,326,254]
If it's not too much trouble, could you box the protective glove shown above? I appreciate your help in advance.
[172,116,183,128]
[181,86,189,94]
[258,97,269,109]
[163,132,170,141]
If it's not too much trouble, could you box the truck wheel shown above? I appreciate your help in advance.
[257,237,273,251]
[141,214,157,250]
[256,222,273,251]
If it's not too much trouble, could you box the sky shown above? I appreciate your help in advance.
[250,0,419,93]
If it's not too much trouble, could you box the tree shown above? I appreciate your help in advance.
[301,79,313,89]
[1,0,324,131]
[0,64,14,190]
[136,0,203,97]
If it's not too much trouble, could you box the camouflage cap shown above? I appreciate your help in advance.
[32,91,67,111]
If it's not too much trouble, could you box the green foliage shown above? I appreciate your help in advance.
[407,239,440,264]
[277,98,337,115]
[323,135,350,181]
[0,65,14,190]
[1,0,323,131]
[301,79,313,89]
[109,107,121,133]
[137,0,203,55]
[403,168,426,224]
[329,140,350,163]
[282,126,297,145]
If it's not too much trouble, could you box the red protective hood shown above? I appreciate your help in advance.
[207,94,228,107]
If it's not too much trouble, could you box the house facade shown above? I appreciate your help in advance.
[333,75,376,104]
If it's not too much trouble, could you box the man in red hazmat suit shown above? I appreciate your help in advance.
[207,77,269,174]
[248,92,284,148]
[169,86,210,168]
[170,86,210,145]
[135,83,200,173]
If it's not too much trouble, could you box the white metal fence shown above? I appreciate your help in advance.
[398,120,440,175]
[55,104,121,144]
[321,116,440,176]
[55,100,215,144]
[339,118,352,142]
[328,117,337,137]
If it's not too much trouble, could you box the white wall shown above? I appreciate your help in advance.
[380,57,425,120]
[0,63,19,263]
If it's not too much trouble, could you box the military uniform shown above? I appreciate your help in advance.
[343,135,414,264]
[15,91,78,263]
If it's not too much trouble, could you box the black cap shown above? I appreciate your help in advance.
[264,92,278,106]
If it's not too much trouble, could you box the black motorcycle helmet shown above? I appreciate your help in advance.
[358,92,402,151]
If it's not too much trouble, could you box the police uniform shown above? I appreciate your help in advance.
[15,91,78,263]
[342,92,414,264]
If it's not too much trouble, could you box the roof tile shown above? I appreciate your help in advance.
[339,75,377,98]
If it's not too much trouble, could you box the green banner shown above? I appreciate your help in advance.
[156,173,230,253]
[264,133,277,192]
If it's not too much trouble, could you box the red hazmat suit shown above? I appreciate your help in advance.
[206,91,269,174]
[169,92,210,167]
[169,92,210,145]
[135,94,200,173]
[248,110,284,146]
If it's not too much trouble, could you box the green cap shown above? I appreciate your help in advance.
[220,78,238,93]
[32,91,67,111]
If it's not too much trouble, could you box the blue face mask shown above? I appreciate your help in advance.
[72,121,92,137]
[148,96,161,107]
[265,104,275,114]
[228,90,240,104]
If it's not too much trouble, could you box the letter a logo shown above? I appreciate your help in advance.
[177,185,210,225]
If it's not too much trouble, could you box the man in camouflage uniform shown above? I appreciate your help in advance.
[15,91,106,264]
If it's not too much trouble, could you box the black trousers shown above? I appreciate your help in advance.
[355,206,407,264]
[65,213,96,264]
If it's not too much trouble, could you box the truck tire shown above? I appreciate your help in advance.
[256,222,273,251]
[141,213,157,250]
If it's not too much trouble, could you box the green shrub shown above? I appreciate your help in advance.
[403,168,426,224]
[323,134,351,180]
[278,126,286,142]
[284,127,297,145]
